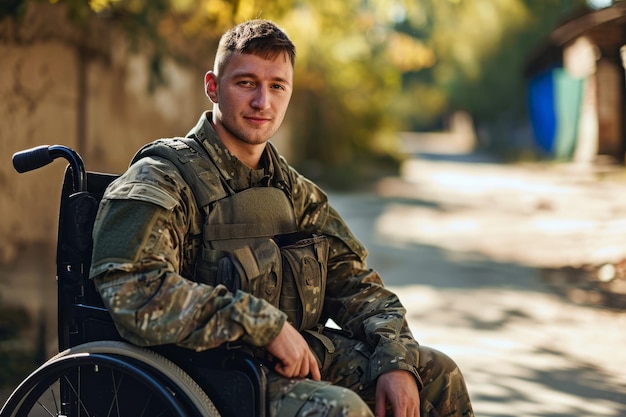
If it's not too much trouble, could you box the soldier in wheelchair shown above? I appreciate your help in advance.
[3,19,474,417]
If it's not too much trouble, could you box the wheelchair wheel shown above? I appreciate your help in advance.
[0,341,221,417]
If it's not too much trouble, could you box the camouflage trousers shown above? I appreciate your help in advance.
[266,328,474,417]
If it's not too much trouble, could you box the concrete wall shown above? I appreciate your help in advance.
[0,2,208,355]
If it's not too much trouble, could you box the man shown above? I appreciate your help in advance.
[90,19,474,417]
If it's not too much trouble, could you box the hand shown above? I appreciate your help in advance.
[265,321,321,381]
[375,370,420,417]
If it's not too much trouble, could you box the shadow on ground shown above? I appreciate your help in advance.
[329,190,626,417]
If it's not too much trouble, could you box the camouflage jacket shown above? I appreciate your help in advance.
[90,112,420,383]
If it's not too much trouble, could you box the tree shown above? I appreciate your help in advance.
[2,0,591,185]
[391,0,588,153]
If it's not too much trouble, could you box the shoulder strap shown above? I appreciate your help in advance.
[131,137,295,211]
[265,141,295,201]
[130,137,229,208]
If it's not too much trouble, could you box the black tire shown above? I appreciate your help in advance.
[0,341,221,417]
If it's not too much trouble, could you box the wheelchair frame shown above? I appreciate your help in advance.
[1,145,268,417]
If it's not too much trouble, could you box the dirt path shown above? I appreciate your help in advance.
[329,156,626,417]
[2,155,626,416]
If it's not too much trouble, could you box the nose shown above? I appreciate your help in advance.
[251,86,270,110]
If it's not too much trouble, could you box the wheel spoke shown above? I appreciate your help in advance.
[139,392,153,417]
[35,386,57,417]
[61,368,91,416]
[1,344,219,417]
[105,366,122,417]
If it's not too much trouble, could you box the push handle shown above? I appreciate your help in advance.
[12,145,87,192]
[12,145,54,173]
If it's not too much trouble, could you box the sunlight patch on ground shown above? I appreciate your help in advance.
[375,203,626,267]
[390,284,626,416]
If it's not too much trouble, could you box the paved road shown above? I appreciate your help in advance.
[328,155,626,417]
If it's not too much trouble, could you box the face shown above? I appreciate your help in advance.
[205,52,293,153]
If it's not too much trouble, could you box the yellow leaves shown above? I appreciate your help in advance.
[279,8,318,63]
[234,0,258,22]
[386,32,436,72]
[332,35,371,63]
[203,0,233,25]
[88,0,121,13]
[432,0,532,79]
[170,0,196,13]
[177,0,289,35]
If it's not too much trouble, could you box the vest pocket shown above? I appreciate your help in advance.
[194,241,283,309]
[279,234,329,331]
[194,248,224,287]
[195,234,328,332]
[229,239,283,308]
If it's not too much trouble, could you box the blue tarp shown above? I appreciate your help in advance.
[528,66,584,159]
[528,67,557,153]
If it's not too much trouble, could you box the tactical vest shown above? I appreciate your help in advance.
[131,137,329,331]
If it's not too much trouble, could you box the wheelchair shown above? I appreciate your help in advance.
[2,145,267,417]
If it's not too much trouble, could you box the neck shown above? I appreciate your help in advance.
[226,141,265,169]
[210,119,265,169]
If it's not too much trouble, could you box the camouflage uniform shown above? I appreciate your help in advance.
[90,112,474,417]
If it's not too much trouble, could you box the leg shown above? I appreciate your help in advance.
[267,373,374,417]
[310,329,474,417]
[417,346,474,417]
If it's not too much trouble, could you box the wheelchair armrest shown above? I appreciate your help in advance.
[65,304,123,346]
[71,304,112,321]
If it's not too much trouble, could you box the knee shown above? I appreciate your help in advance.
[418,346,461,377]
[417,345,473,414]
[418,345,470,391]
[306,385,374,417]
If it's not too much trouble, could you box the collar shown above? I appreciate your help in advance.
[186,112,277,191]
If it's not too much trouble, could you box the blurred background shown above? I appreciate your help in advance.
[2,0,626,415]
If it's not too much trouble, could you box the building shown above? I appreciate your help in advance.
[526,3,626,163]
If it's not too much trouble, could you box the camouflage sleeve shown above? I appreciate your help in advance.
[89,156,286,351]
[289,168,422,387]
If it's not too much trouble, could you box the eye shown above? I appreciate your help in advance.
[237,80,254,87]
[271,83,286,91]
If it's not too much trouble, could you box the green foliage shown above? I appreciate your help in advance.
[0,347,38,388]
[0,302,29,341]
[0,0,27,19]
[1,0,592,184]
[395,0,588,134]
[281,3,405,183]
[0,299,37,388]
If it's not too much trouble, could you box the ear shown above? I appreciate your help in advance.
[205,71,218,103]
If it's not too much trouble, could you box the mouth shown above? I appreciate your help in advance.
[244,115,272,125]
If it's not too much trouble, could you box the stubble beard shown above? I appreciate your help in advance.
[224,115,280,146]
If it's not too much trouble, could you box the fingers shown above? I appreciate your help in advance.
[274,347,320,380]
[265,322,321,380]
[375,389,387,417]
[376,370,421,417]
[308,351,321,381]
[376,392,420,417]
[274,361,300,378]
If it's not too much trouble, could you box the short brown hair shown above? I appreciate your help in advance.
[214,19,296,75]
